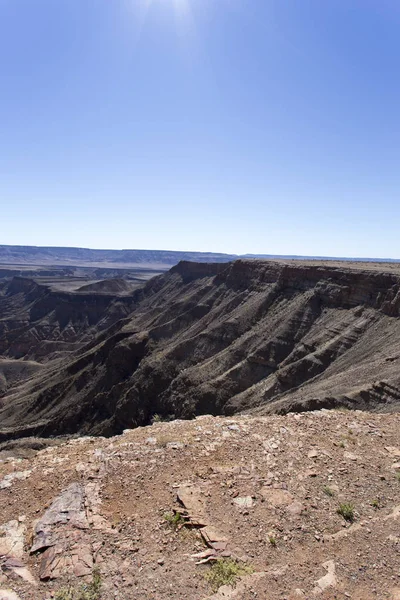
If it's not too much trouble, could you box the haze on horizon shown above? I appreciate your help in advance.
[1,0,399,259]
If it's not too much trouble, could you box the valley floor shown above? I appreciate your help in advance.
[0,410,400,599]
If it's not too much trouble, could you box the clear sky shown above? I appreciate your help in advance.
[1,0,399,257]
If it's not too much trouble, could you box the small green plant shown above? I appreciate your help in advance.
[163,510,185,530]
[151,413,164,424]
[204,559,254,591]
[268,535,277,547]
[337,502,355,523]
[371,499,380,509]
[89,568,102,598]
[54,590,74,600]
[54,568,101,600]
[323,485,335,497]
[396,472,400,482]
[339,440,345,448]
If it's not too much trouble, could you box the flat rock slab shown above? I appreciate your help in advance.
[312,560,337,595]
[385,505,400,520]
[84,481,113,532]
[0,471,31,490]
[31,482,88,553]
[0,591,22,600]
[177,485,208,525]
[385,447,400,457]
[177,484,232,560]
[344,452,359,461]
[0,521,25,559]
[233,496,254,509]
[286,501,305,516]
[0,521,37,586]
[30,483,93,580]
[1,557,37,586]
[39,538,93,580]
[201,525,228,545]
[328,523,362,541]
[35,482,87,528]
[260,488,294,507]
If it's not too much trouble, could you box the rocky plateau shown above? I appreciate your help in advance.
[0,411,399,599]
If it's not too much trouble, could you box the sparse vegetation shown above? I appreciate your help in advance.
[323,485,335,497]
[396,473,400,482]
[156,434,183,447]
[110,513,122,530]
[268,535,277,546]
[204,558,254,591]
[337,502,355,522]
[371,498,380,509]
[54,568,101,600]
[339,433,356,446]
[151,413,164,424]
[151,413,175,425]
[163,510,186,529]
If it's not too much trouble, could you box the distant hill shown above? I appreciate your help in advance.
[0,244,399,268]
[0,245,236,268]
[244,253,400,262]
[76,277,134,294]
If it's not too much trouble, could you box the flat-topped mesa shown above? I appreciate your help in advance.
[277,262,400,313]
[213,259,282,289]
[210,259,400,315]
[5,276,43,296]
[170,260,228,282]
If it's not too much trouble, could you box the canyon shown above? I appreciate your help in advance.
[1,258,400,442]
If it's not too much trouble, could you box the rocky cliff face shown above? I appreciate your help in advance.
[1,259,400,440]
[0,277,137,361]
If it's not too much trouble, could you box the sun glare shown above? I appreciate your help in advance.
[138,0,194,33]
[142,0,191,15]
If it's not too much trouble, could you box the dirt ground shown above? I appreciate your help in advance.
[0,409,399,599]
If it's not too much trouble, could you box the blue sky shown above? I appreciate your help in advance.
[1,0,399,257]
